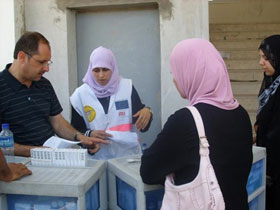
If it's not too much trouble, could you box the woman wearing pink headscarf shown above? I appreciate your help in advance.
[140,39,252,209]
[71,47,152,159]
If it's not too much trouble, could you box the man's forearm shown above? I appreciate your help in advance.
[14,143,39,157]
[50,114,109,152]
[50,114,77,141]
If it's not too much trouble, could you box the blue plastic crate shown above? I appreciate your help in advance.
[108,155,165,210]
[7,181,100,210]
[7,194,77,210]
[115,176,164,210]
[145,189,164,210]
[249,194,259,210]
[116,176,137,210]
[247,159,264,195]
[86,180,100,210]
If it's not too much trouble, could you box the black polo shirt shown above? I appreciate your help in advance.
[0,64,63,146]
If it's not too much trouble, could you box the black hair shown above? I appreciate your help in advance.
[258,35,280,94]
[13,31,50,59]
[258,35,280,80]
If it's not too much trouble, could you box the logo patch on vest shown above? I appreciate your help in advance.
[119,111,126,117]
[115,100,129,110]
[84,105,96,122]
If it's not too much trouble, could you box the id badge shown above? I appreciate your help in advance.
[115,100,129,110]
[115,100,129,119]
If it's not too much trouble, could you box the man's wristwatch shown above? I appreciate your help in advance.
[74,131,82,141]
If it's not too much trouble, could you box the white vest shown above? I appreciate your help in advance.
[70,78,141,159]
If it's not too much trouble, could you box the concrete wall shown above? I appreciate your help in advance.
[159,0,209,124]
[0,0,24,70]
[24,0,71,120]
[210,0,280,24]
[1,0,209,126]
[209,0,280,131]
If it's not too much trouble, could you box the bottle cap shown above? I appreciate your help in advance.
[2,123,9,129]
[142,143,147,150]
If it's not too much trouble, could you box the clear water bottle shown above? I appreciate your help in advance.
[0,123,14,156]
[142,143,147,153]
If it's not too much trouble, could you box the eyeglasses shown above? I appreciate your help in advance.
[24,51,53,67]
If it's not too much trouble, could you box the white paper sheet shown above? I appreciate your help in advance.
[105,130,138,144]
[43,136,80,149]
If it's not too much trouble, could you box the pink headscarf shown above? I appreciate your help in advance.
[170,38,239,110]
[83,46,121,98]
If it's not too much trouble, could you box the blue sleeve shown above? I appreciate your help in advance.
[131,85,152,132]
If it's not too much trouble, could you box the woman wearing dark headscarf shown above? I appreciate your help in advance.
[255,35,280,210]
[140,39,252,209]
[70,47,152,159]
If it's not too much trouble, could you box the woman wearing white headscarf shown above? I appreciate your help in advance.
[140,39,252,209]
[71,47,152,159]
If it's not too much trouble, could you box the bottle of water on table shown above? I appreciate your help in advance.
[0,123,14,161]
[142,143,147,153]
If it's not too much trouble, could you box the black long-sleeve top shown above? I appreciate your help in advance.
[71,85,152,133]
[140,103,253,210]
[256,85,280,178]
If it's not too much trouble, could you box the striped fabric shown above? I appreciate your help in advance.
[0,64,62,146]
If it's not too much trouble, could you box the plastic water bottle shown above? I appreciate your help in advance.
[0,123,14,156]
[142,143,147,153]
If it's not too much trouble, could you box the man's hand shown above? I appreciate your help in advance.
[78,134,110,146]
[50,113,110,147]
[1,163,32,182]
[85,131,112,155]
[77,134,110,154]
[91,130,112,139]
[50,114,111,155]
[87,144,101,155]
[133,107,152,130]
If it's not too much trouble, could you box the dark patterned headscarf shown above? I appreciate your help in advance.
[258,35,280,91]
[257,35,280,114]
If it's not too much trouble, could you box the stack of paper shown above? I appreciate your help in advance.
[31,148,87,167]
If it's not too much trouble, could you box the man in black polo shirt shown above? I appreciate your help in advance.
[0,32,109,157]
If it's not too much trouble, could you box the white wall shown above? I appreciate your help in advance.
[21,0,209,125]
[0,0,15,70]
[24,0,71,120]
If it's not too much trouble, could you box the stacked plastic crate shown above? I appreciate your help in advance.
[108,147,267,210]
[1,146,266,210]
[247,146,266,210]
[107,155,164,210]
[0,158,107,210]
